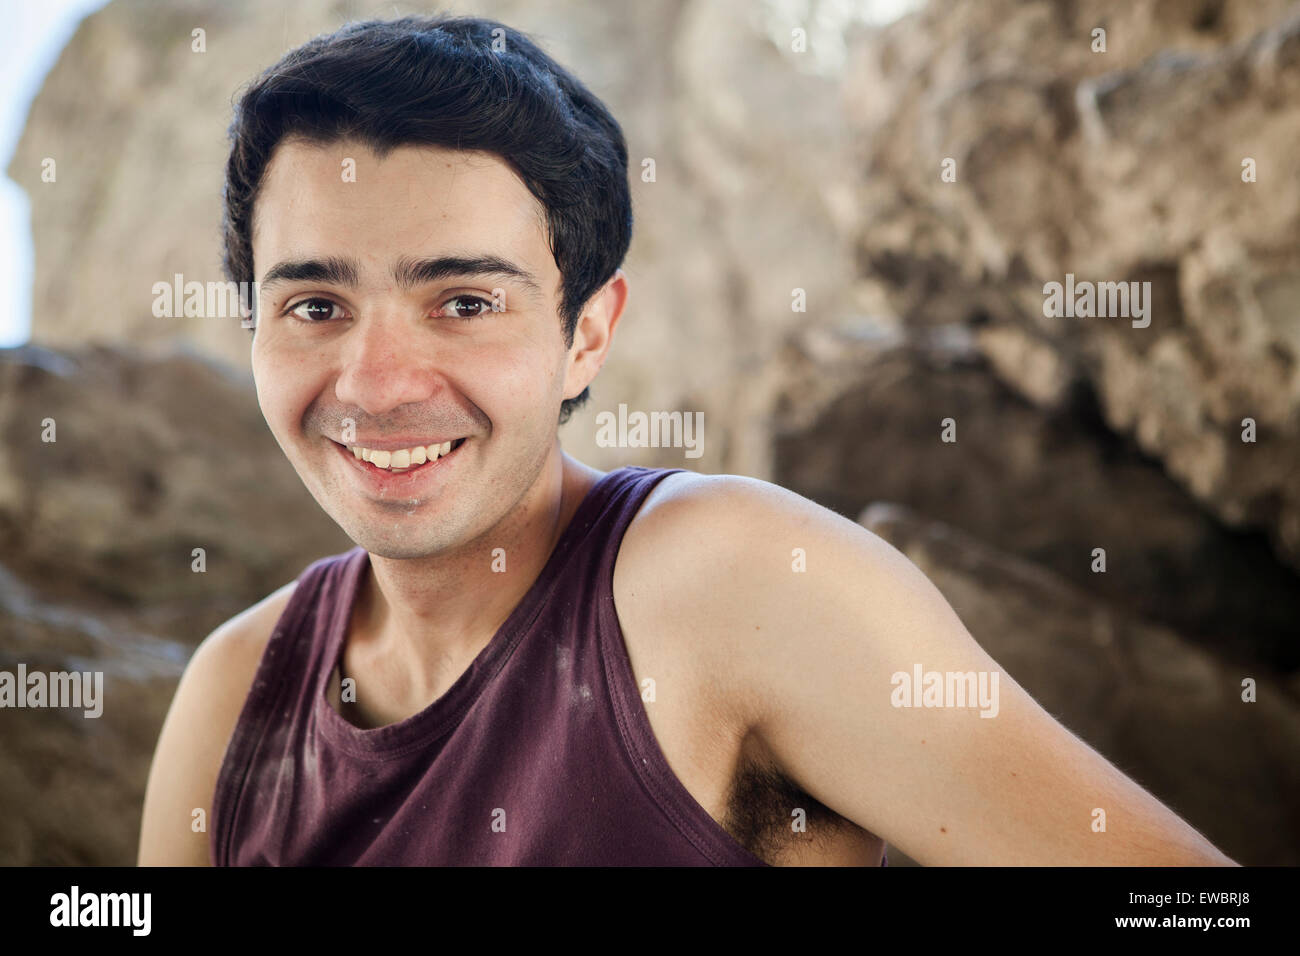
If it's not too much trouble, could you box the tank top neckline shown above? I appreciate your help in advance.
[314,466,631,758]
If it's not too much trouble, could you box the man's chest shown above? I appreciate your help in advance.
[323,535,884,863]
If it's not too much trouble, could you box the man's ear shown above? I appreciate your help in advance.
[562,268,628,401]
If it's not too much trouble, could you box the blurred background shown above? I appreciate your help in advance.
[1,0,1297,866]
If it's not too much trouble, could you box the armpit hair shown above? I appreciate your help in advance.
[722,756,859,863]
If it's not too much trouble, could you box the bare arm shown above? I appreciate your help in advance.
[639,474,1236,866]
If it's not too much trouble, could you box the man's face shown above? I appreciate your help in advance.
[250,138,576,558]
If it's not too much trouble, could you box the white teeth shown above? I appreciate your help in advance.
[345,439,460,471]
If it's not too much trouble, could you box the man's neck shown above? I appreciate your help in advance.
[352,445,603,683]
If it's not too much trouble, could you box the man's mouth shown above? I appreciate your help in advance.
[337,437,468,475]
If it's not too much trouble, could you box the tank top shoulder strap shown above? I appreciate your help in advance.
[210,546,362,865]
[570,466,783,866]
[552,465,687,579]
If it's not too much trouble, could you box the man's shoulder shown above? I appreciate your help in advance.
[197,547,362,665]
[182,578,301,778]
[191,579,299,688]
[615,470,895,707]
[623,469,876,577]
[138,578,301,864]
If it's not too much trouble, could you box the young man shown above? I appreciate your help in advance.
[139,14,1235,866]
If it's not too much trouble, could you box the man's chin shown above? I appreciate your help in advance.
[341,522,460,560]
[359,541,446,560]
[309,498,451,560]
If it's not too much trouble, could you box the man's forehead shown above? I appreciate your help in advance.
[253,138,551,265]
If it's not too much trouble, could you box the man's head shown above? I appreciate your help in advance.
[221,15,631,557]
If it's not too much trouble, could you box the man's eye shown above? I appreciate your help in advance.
[286,298,343,323]
[443,295,497,320]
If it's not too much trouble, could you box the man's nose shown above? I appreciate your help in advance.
[333,312,437,418]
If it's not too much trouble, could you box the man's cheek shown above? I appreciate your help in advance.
[489,343,556,397]
[254,380,289,429]
[254,379,305,451]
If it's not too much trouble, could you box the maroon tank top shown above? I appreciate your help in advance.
[211,465,886,866]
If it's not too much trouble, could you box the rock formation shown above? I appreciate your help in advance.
[842,0,1300,571]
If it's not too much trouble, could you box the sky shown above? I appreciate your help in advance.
[0,0,110,347]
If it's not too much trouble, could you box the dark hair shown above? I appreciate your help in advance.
[222,14,633,424]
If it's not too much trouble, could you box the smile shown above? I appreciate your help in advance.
[329,436,470,489]
[346,438,467,473]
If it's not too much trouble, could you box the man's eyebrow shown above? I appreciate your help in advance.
[260,256,360,291]
[258,254,546,300]
[393,255,544,299]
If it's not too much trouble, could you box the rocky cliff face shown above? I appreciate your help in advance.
[840,0,1300,572]
[3,0,1298,865]
[0,345,352,608]
[768,323,1300,672]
